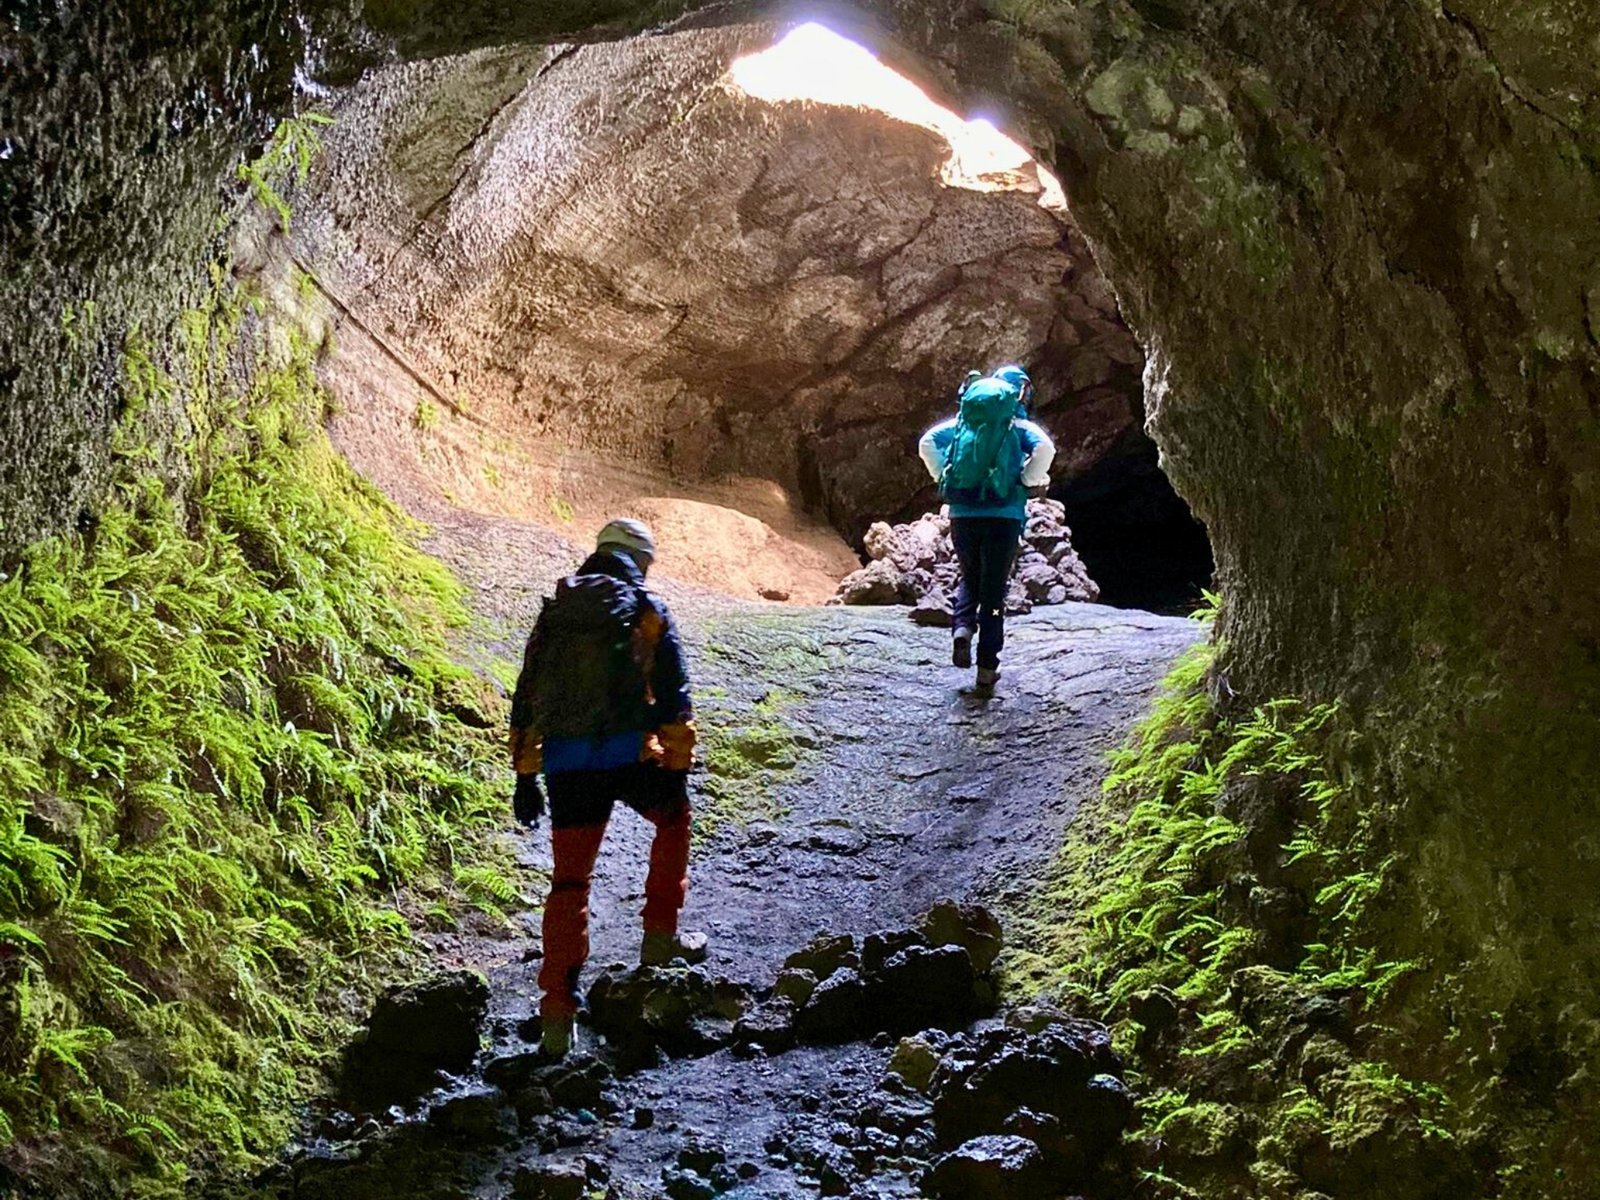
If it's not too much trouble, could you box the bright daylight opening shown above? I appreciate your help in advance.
[729,22,1068,210]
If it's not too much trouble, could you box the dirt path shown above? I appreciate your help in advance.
[245,503,1198,1199]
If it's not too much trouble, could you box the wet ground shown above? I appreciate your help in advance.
[244,503,1199,1198]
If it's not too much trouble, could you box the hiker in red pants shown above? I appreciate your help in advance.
[508,519,705,1058]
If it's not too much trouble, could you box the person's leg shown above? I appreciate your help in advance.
[949,519,980,666]
[621,765,703,963]
[538,771,613,1022]
[973,518,1024,671]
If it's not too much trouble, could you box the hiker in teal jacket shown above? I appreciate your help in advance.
[918,365,1055,693]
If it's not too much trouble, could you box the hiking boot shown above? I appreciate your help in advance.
[540,1012,574,1060]
[952,627,973,669]
[973,666,1001,695]
[640,929,709,967]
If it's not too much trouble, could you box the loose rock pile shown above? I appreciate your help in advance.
[832,501,1100,623]
[300,906,1133,1199]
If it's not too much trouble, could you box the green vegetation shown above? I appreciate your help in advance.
[0,152,514,1193]
[233,114,335,233]
[1009,599,1475,1199]
[692,616,833,831]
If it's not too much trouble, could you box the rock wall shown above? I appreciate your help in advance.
[288,27,1146,541]
[0,2,328,552]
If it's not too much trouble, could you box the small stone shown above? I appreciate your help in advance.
[513,1159,587,1200]
[677,1140,727,1175]
[661,1166,717,1200]
[632,1105,656,1129]
[888,1034,944,1092]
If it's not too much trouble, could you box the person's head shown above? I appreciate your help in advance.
[595,518,657,574]
[993,364,1033,412]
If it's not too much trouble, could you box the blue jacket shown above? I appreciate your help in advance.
[918,417,1057,521]
[510,550,692,774]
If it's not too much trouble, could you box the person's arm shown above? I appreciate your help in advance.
[508,620,544,773]
[643,598,697,771]
[1017,420,1056,490]
[918,419,958,482]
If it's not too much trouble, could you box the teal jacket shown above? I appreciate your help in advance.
[918,417,1056,521]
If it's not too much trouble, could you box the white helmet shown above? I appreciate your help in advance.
[595,518,657,563]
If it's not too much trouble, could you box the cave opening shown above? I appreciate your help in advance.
[296,17,1213,613]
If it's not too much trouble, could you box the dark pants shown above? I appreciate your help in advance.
[951,517,1024,670]
[539,765,691,1018]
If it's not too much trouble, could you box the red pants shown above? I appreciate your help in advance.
[538,765,692,1019]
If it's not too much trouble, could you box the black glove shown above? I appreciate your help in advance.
[513,773,546,827]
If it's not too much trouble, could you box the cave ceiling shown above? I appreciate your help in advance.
[288,22,1147,540]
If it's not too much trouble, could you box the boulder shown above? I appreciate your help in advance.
[834,500,1099,611]
[341,970,490,1107]
[834,559,901,605]
[929,1022,1129,1173]
[794,968,870,1044]
[586,965,750,1068]
[732,998,798,1053]
[922,900,1005,975]
[924,1135,1054,1200]
[513,1160,587,1200]
[888,1034,944,1093]
[783,933,858,981]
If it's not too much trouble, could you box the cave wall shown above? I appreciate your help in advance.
[288,26,1144,540]
[0,2,350,553]
[3,0,1599,1182]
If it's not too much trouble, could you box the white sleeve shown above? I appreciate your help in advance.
[918,419,957,481]
[1018,420,1056,487]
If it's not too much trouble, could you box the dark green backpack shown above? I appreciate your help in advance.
[514,573,654,741]
[939,376,1026,506]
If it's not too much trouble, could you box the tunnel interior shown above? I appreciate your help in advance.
[287,19,1213,612]
[1056,440,1214,614]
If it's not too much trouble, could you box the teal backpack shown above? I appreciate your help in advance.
[939,375,1026,506]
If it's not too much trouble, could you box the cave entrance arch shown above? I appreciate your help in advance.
[291,14,1212,611]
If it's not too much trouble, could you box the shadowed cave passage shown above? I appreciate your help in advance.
[293,20,1213,609]
[1057,441,1214,613]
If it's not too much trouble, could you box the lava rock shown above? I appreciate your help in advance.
[784,933,859,982]
[836,501,1099,611]
[733,997,798,1053]
[773,967,820,1006]
[925,1135,1053,1200]
[341,970,489,1106]
[887,1034,945,1092]
[929,1021,1130,1180]
[661,1166,717,1200]
[795,968,870,1043]
[586,965,751,1068]
[513,1159,587,1200]
[922,900,1005,974]
[426,1089,504,1142]
[874,944,982,1033]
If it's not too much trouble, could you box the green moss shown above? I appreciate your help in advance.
[692,615,834,832]
[0,269,512,1194]
[1006,596,1486,1199]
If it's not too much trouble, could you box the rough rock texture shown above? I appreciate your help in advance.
[340,970,491,1107]
[7,0,1600,1190]
[0,2,332,553]
[288,26,1146,544]
[834,499,1099,614]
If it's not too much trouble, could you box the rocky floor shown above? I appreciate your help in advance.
[229,506,1200,1199]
